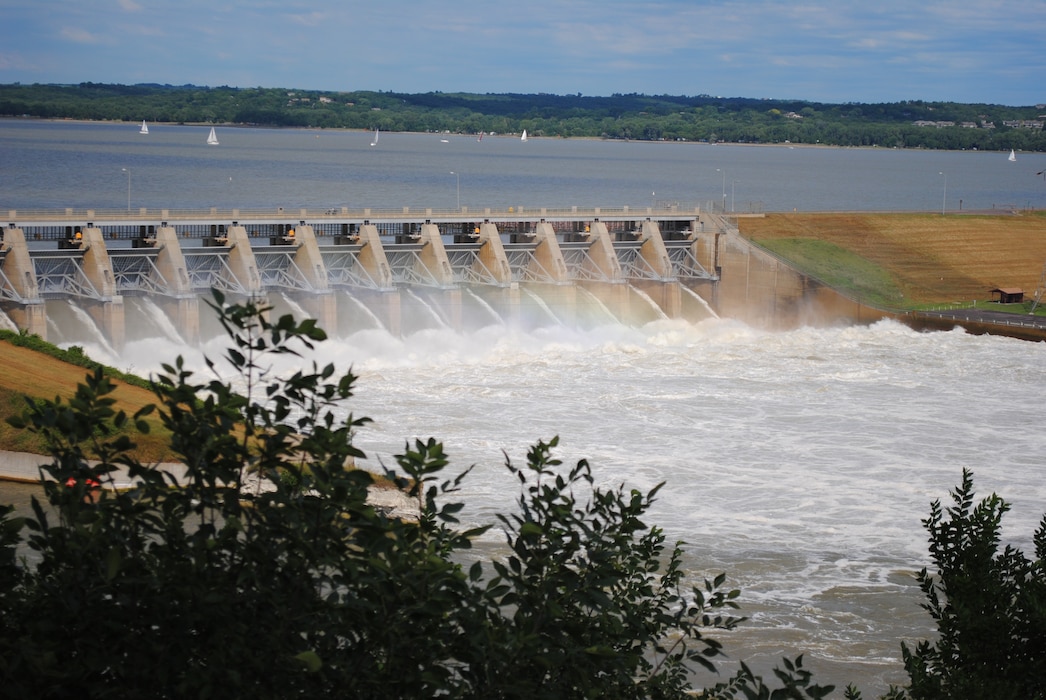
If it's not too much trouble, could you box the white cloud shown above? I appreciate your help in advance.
[289,11,326,27]
[59,26,104,44]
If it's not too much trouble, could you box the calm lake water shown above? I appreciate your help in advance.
[2,118,1044,213]
[2,119,1045,696]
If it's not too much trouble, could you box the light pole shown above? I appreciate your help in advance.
[121,167,131,211]
[450,171,460,210]
[939,171,947,215]
[731,179,738,213]
[716,168,726,211]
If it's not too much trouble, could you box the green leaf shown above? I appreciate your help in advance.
[519,521,543,538]
[294,650,323,673]
[105,548,122,581]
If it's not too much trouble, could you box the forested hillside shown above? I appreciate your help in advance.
[2,82,1044,151]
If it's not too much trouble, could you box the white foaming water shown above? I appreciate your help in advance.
[51,317,1046,694]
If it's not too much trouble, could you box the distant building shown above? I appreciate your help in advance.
[1002,120,1043,129]
[990,287,1024,304]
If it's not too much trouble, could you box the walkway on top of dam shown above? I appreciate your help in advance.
[5,204,705,228]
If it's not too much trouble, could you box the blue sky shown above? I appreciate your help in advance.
[2,0,1044,105]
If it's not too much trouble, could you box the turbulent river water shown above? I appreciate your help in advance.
[6,312,1035,695]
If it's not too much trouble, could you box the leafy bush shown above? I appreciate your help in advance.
[881,469,1046,700]
[0,292,835,699]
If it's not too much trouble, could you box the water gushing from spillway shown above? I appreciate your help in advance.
[46,299,120,357]
[273,292,309,321]
[628,284,670,321]
[574,286,620,326]
[680,283,719,318]
[125,296,186,344]
[463,287,505,328]
[0,309,18,332]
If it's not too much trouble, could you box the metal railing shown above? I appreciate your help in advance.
[5,205,703,224]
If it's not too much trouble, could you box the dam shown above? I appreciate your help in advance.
[1,206,727,348]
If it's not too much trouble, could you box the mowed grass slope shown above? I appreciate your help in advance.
[738,211,1046,306]
[0,340,174,461]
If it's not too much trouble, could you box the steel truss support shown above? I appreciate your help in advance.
[181,250,253,295]
[253,248,316,292]
[502,245,562,283]
[384,246,453,288]
[108,250,171,295]
[444,245,508,285]
[320,247,392,290]
[663,240,715,280]
[31,251,103,300]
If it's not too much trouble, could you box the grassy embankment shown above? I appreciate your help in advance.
[0,333,392,486]
[738,211,1046,314]
[0,331,175,461]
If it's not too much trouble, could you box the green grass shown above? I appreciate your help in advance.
[909,299,1046,317]
[756,237,907,308]
[0,332,176,461]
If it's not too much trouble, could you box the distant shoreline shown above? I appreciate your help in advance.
[2,116,1019,154]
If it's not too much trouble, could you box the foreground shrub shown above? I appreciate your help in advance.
[882,470,1046,700]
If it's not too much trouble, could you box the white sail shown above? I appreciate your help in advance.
[521,129,528,142]
[370,128,379,146]
[139,120,149,134]
[207,127,219,146]
[1008,149,1016,162]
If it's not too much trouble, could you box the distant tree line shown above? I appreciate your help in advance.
[2,82,1045,152]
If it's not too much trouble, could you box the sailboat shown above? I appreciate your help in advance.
[521,129,528,142]
[206,127,219,146]
[370,128,379,146]
[1008,149,1016,162]
[139,120,149,135]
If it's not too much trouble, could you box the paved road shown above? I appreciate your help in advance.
[901,308,1046,341]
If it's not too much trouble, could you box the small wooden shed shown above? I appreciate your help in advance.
[990,287,1024,304]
